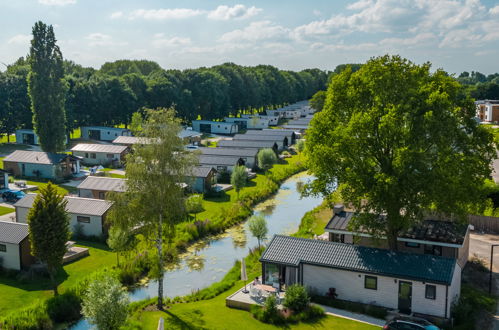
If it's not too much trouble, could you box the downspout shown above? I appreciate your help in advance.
[445,285,449,319]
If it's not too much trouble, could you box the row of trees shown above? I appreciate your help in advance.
[0,22,329,148]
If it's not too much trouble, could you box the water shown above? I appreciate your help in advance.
[71,172,322,329]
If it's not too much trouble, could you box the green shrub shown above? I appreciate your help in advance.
[0,301,52,330]
[452,284,496,329]
[46,291,82,323]
[311,295,388,319]
[284,284,309,313]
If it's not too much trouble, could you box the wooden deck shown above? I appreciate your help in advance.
[63,246,89,264]
[226,285,285,311]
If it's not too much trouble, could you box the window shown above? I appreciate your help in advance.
[85,153,89,158]
[405,242,420,248]
[77,216,90,223]
[364,276,377,290]
[106,154,114,159]
[90,153,96,159]
[424,244,442,256]
[98,192,106,199]
[425,285,436,299]
[0,244,6,252]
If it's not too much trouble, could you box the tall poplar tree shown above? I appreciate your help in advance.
[28,183,70,295]
[28,21,67,152]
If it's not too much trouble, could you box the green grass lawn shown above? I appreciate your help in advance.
[26,180,77,195]
[0,240,116,316]
[0,206,15,216]
[0,135,16,144]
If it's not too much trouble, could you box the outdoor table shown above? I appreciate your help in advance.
[255,284,277,293]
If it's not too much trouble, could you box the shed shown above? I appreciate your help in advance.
[261,235,461,319]
[2,150,81,180]
[186,166,217,193]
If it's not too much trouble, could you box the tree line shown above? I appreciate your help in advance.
[0,57,328,140]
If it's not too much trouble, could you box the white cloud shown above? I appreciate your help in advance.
[110,11,123,19]
[207,4,261,20]
[8,34,31,45]
[489,5,499,15]
[38,0,76,5]
[220,21,290,42]
[313,9,322,17]
[85,33,127,47]
[129,8,203,20]
[152,36,191,48]
[347,0,373,10]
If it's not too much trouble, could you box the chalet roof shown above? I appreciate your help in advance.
[15,194,112,216]
[190,166,216,178]
[197,147,258,158]
[198,155,243,166]
[3,150,75,165]
[325,211,469,245]
[0,221,29,244]
[71,143,128,154]
[232,134,286,143]
[261,235,456,285]
[112,136,153,145]
[77,176,126,192]
[82,126,130,132]
[217,140,277,149]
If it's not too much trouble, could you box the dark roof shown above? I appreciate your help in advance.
[261,235,456,285]
[3,150,75,165]
[190,166,216,178]
[198,147,258,158]
[233,134,285,143]
[325,211,468,245]
[16,194,112,216]
[199,155,243,166]
[0,221,29,244]
[260,129,296,137]
[77,176,126,192]
[217,140,277,149]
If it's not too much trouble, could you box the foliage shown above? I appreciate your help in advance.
[296,139,305,153]
[257,148,278,172]
[0,301,52,330]
[309,90,326,111]
[27,21,67,152]
[107,226,138,266]
[307,54,497,250]
[231,165,247,199]
[185,194,205,220]
[27,182,70,295]
[251,295,285,325]
[312,295,388,319]
[46,291,81,323]
[82,274,129,330]
[451,284,496,330]
[283,284,310,313]
[107,108,196,310]
[248,214,268,248]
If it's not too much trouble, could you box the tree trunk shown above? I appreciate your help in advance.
[387,231,398,251]
[49,267,58,296]
[157,213,164,310]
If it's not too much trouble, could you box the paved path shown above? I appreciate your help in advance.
[109,169,125,176]
[315,304,385,327]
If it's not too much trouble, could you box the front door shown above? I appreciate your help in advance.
[398,281,412,314]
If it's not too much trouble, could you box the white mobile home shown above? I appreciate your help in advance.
[192,121,238,135]
[15,129,39,145]
[0,221,35,270]
[224,117,270,130]
[15,194,113,237]
[261,235,461,319]
[71,143,129,166]
[81,126,132,142]
[241,114,279,126]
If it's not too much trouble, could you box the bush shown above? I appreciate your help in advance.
[284,284,309,313]
[46,291,82,323]
[0,301,52,330]
[452,284,496,330]
[311,295,388,319]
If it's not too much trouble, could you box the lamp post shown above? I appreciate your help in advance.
[489,244,499,294]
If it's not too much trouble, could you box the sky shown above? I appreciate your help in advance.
[1,0,499,75]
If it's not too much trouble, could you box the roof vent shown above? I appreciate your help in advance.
[333,204,344,215]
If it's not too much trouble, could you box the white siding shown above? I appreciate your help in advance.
[15,206,29,223]
[0,242,21,270]
[302,264,451,318]
[72,151,122,166]
[78,188,93,198]
[447,264,462,317]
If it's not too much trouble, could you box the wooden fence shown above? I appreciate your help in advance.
[468,214,499,234]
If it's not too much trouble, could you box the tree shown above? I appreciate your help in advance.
[28,183,70,295]
[296,139,305,153]
[257,148,278,172]
[248,214,268,249]
[231,165,247,199]
[307,55,496,250]
[107,226,137,266]
[309,90,326,112]
[186,194,204,220]
[27,21,67,153]
[81,274,129,329]
[108,108,195,310]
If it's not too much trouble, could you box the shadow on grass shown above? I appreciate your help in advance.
[205,192,230,203]
[0,267,69,292]
[75,240,111,251]
[162,309,207,330]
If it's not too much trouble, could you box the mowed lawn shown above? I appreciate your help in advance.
[0,206,15,216]
[0,241,116,316]
[135,284,379,330]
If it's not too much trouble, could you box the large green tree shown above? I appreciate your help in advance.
[230,165,247,200]
[108,108,195,310]
[28,21,67,152]
[307,55,496,250]
[28,183,70,295]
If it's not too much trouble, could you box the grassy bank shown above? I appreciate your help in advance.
[0,206,15,216]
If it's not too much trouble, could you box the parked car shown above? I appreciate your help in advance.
[383,316,439,330]
[2,190,26,203]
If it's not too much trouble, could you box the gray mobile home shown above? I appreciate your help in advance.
[192,121,238,135]
[81,126,132,142]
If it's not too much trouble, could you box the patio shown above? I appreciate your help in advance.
[226,284,285,311]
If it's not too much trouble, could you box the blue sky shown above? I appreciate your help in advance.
[1,0,499,74]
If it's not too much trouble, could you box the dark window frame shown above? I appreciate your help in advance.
[77,216,91,223]
[425,284,436,300]
[0,243,6,252]
[90,153,97,159]
[405,242,420,248]
[364,275,377,290]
